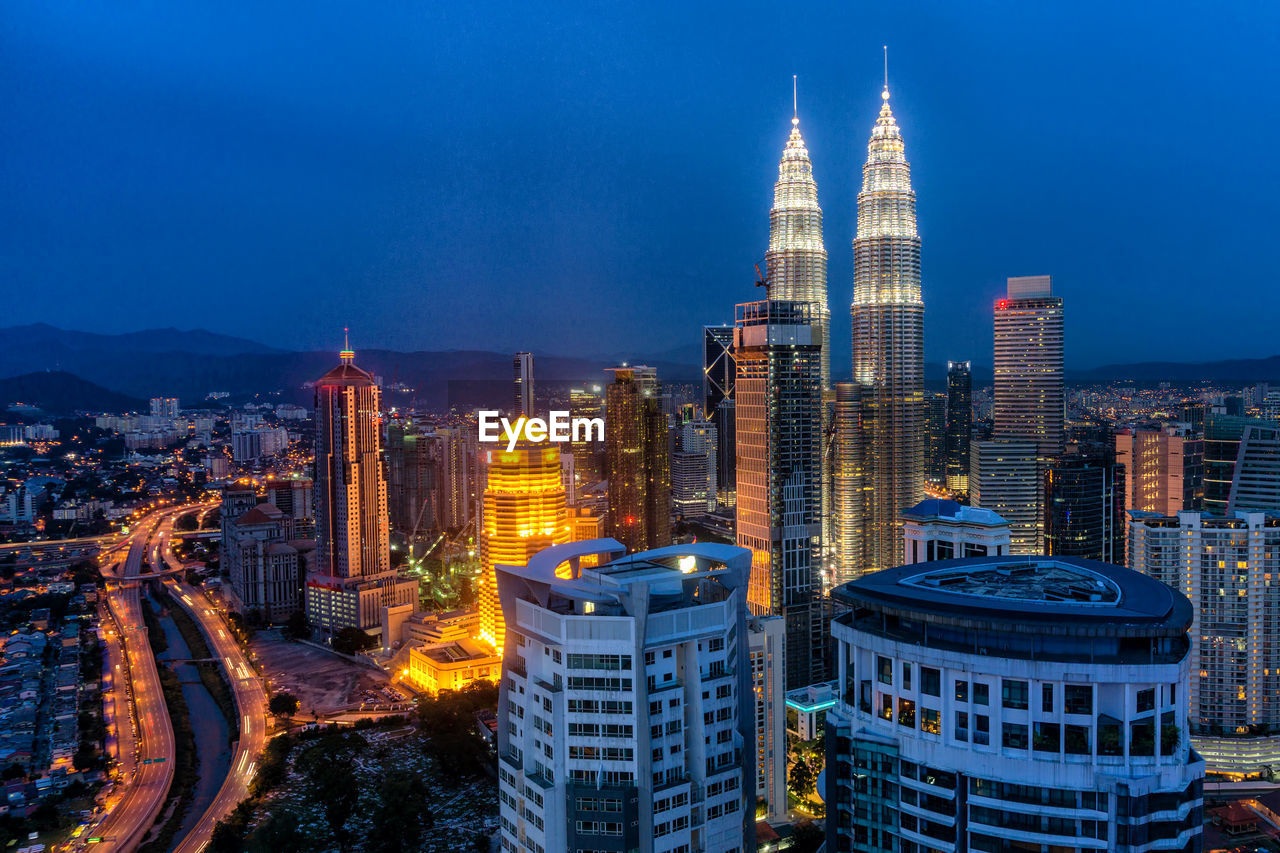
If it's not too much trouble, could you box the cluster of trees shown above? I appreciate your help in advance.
[416,680,498,779]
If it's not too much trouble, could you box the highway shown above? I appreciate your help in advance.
[86,510,179,852]
[155,508,268,853]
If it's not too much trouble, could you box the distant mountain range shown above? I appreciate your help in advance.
[0,324,1277,411]
[0,371,145,416]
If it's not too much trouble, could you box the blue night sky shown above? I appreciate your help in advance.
[2,2,1278,369]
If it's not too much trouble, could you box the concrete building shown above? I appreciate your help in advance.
[496,540,755,853]
[1115,425,1203,518]
[672,413,717,519]
[747,614,786,823]
[901,498,1010,566]
[969,439,1040,553]
[826,556,1203,852]
[703,325,737,508]
[513,351,535,417]
[224,502,310,621]
[606,366,672,554]
[1129,509,1280,776]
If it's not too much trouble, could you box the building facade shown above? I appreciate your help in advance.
[969,439,1041,553]
[849,83,925,575]
[901,498,1010,566]
[496,540,755,853]
[606,366,672,553]
[704,325,737,508]
[944,361,972,496]
[734,299,825,689]
[1044,451,1125,564]
[993,275,1064,458]
[672,412,717,519]
[826,556,1204,852]
[1116,425,1203,518]
[1130,509,1280,776]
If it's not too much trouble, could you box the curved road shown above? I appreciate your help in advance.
[88,510,180,852]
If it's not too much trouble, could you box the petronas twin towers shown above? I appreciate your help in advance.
[762,77,924,581]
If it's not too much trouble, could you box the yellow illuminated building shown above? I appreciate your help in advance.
[476,441,569,653]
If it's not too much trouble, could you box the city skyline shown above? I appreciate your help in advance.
[4,3,1280,367]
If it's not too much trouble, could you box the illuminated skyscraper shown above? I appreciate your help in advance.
[945,360,973,495]
[704,325,737,507]
[308,337,417,634]
[476,441,569,652]
[993,276,1064,457]
[513,351,534,416]
[833,382,869,585]
[850,80,925,573]
[735,300,824,688]
[605,366,671,553]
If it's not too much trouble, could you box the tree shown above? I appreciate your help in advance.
[792,821,824,853]
[284,611,310,641]
[331,626,374,656]
[296,731,366,850]
[367,769,433,853]
[269,692,299,718]
[416,681,498,778]
[788,760,816,799]
[247,808,308,853]
[174,513,199,532]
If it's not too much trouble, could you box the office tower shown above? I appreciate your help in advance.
[1115,425,1204,517]
[923,392,947,486]
[512,351,534,416]
[850,81,925,574]
[1044,451,1125,564]
[734,300,824,689]
[264,476,315,538]
[225,502,312,622]
[704,325,737,507]
[748,614,787,822]
[671,411,717,519]
[901,498,1010,565]
[149,397,179,418]
[944,361,972,495]
[1130,509,1280,776]
[568,387,605,490]
[495,540,755,853]
[1229,422,1280,511]
[993,275,1064,457]
[825,556,1203,852]
[307,341,417,634]
[386,422,437,538]
[605,366,671,553]
[969,439,1040,553]
[434,426,475,530]
[833,382,869,585]
[476,441,569,652]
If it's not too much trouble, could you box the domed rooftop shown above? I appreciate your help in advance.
[316,328,376,387]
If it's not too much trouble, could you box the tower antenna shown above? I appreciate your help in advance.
[792,74,798,119]
[883,45,889,94]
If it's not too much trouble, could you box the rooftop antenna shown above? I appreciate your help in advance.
[883,44,889,96]
[340,326,355,364]
[792,74,798,121]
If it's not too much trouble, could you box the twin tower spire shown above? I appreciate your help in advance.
[764,55,925,577]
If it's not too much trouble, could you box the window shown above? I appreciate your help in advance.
[954,680,969,703]
[921,667,940,697]
[1041,684,1054,713]
[1001,679,1028,710]
[1065,724,1091,755]
[973,682,989,706]
[974,714,990,746]
[1136,688,1155,713]
[954,710,969,741]
[1033,722,1061,753]
[879,694,893,721]
[1065,685,1092,715]
[877,656,892,685]
[902,662,912,691]
[1002,722,1029,750]
[898,698,916,728]
[921,707,940,735]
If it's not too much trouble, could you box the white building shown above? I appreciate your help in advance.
[826,556,1204,852]
[672,415,718,518]
[901,498,1011,566]
[1129,509,1280,776]
[748,614,786,822]
[496,539,755,853]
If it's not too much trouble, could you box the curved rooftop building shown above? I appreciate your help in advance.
[825,556,1204,853]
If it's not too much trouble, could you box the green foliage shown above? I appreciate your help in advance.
[332,626,376,656]
[295,730,368,848]
[415,680,498,779]
[792,821,825,853]
[367,768,434,853]
[269,692,299,718]
[284,610,310,640]
[246,808,309,853]
[249,733,294,798]
[788,760,816,798]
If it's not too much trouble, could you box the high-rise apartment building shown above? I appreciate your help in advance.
[747,614,787,822]
[495,540,755,853]
[993,275,1064,457]
[149,397,180,418]
[1115,425,1203,517]
[568,387,605,492]
[605,366,671,553]
[386,420,437,537]
[849,82,925,574]
[476,441,569,652]
[513,351,534,417]
[833,382,869,585]
[1044,451,1125,564]
[307,342,417,635]
[826,556,1204,852]
[1130,509,1280,776]
[734,299,824,689]
[969,439,1040,553]
[944,361,972,495]
[704,325,737,507]
[671,411,717,519]
[1229,422,1280,512]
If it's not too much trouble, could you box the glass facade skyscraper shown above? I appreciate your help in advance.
[945,360,972,495]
